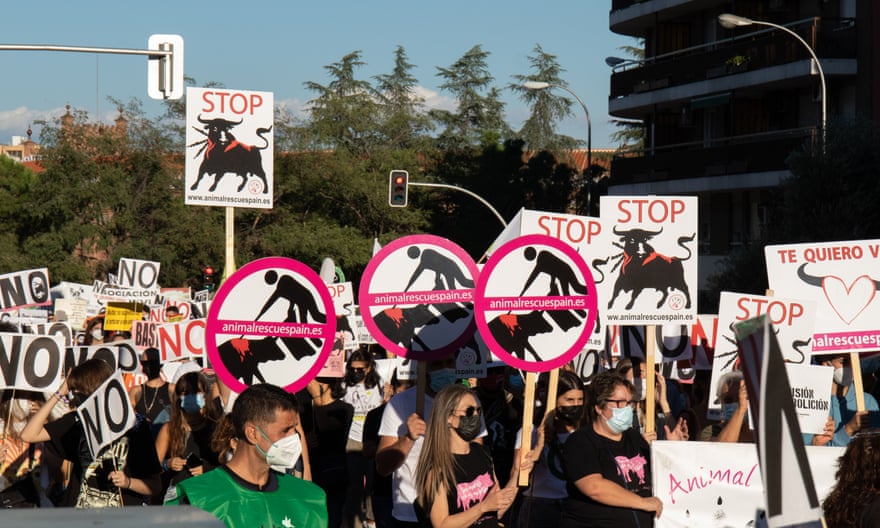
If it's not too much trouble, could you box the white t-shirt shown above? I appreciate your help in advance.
[515,427,570,499]
[343,382,384,442]
[378,386,487,522]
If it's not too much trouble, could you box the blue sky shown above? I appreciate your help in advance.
[0,1,635,149]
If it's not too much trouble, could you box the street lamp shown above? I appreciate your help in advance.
[718,13,827,150]
[523,81,592,183]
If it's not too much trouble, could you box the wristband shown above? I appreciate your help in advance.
[162,459,169,471]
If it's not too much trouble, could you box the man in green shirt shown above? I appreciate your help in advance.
[167,384,327,528]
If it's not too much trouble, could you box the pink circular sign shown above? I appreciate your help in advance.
[206,257,336,393]
[474,234,598,372]
[358,235,479,361]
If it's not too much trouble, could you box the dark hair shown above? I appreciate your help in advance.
[586,371,634,422]
[83,316,105,345]
[344,349,381,389]
[168,372,222,457]
[823,429,880,526]
[229,384,299,440]
[67,358,114,397]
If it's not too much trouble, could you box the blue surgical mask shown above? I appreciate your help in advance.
[606,405,634,434]
[429,368,457,393]
[181,393,205,414]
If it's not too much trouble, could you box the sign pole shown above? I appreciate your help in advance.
[517,371,537,487]
[224,207,236,280]
[645,325,656,434]
[546,369,559,415]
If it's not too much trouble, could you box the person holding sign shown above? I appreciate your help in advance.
[511,370,586,528]
[560,372,667,527]
[167,383,328,528]
[21,359,162,508]
[414,383,522,527]
[808,353,880,447]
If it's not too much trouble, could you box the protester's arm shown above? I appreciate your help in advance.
[129,385,142,408]
[715,380,748,443]
[427,472,517,528]
[22,382,67,444]
[154,423,186,473]
[297,422,311,481]
[109,470,156,496]
[573,473,663,518]
[375,412,425,477]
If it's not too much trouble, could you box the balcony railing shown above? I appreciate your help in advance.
[610,127,814,185]
[609,18,855,100]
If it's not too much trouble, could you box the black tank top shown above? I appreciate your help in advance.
[134,382,171,422]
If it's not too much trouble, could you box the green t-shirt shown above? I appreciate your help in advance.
[167,466,327,528]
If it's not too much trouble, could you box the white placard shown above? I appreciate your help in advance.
[77,372,137,457]
[116,258,161,289]
[0,333,65,390]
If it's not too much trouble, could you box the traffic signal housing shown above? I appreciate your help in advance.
[388,170,408,207]
[203,266,215,292]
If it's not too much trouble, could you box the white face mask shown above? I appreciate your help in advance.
[91,328,104,340]
[257,428,302,471]
[833,367,853,388]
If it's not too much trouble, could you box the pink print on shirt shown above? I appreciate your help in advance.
[615,454,648,485]
[456,472,494,510]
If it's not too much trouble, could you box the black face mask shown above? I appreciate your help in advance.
[142,360,161,380]
[454,414,481,442]
[349,370,366,383]
[556,405,583,424]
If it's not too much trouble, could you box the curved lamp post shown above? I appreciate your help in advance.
[523,81,592,180]
[718,13,826,151]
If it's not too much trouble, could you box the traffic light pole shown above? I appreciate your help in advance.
[409,182,507,228]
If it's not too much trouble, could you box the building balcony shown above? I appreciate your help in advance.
[608,127,814,194]
[610,0,729,36]
[608,18,856,118]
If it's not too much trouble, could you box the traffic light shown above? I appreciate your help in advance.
[203,266,215,291]
[388,170,408,207]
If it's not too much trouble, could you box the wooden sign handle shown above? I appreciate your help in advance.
[645,325,656,434]
[517,371,537,487]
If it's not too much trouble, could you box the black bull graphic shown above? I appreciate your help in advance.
[218,335,316,385]
[189,115,272,193]
[487,311,553,362]
[593,227,695,310]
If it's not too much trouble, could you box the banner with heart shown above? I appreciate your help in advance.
[765,240,880,354]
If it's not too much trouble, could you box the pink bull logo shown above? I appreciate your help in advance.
[456,472,494,510]
[616,454,647,485]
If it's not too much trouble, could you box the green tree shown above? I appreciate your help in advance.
[509,44,580,152]
[304,51,381,155]
[374,46,433,150]
[432,45,511,150]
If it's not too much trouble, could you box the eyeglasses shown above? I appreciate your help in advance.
[606,399,637,408]
[455,406,482,417]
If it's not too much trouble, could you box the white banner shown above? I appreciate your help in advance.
[0,333,65,390]
[653,441,841,527]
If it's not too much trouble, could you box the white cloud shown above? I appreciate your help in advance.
[412,85,455,112]
[0,106,62,143]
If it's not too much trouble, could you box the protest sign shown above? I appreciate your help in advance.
[64,341,139,373]
[104,302,144,332]
[0,268,51,310]
[76,372,137,458]
[116,258,160,289]
[0,333,65,391]
[157,319,206,362]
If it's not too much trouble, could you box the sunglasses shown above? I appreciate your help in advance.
[456,405,482,417]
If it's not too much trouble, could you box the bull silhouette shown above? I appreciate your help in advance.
[372,304,440,351]
[594,227,694,310]
[217,336,315,385]
[189,116,271,193]
[487,311,553,362]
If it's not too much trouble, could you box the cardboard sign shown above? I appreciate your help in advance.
[709,292,817,418]
[157,319,206,362]
[487,209,607,349]
[104,302,144,332]
[456,332,490,379]
[766,240,880,353]
[77,372,137,457]
[29,321,74,347]
[92,280,160,303]
[64,341,140,373]
[53,297,89,330]
[475,234,597,372]
[131,320,159,350]
[185,87,274,209]
[206,257,336,393]
[147,301,192,323]
[358,235,478,361]
[596,196,698,325]
[353,306,376,345]
[117,258,161,289]
[0,268,51,310]
[786,363,835,434]
[0,333,65,390]
[653,441,840,527]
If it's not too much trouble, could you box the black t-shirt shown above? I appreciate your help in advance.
[45,412,162,508]
[425,442,499,528]
[167,421,220,486]
[308,399,354,491]
[560,424,653,528]
[134,382,171,423]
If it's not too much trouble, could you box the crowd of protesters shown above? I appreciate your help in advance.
[0,308,875,527]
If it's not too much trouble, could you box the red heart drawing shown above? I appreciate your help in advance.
[821,275,876,325]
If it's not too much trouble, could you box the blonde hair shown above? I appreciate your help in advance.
[415,383,473,510]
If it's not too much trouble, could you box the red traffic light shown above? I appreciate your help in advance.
[388,170,409,207]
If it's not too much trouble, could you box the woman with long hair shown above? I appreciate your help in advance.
[415,383,520,528]
[512,370,587,528]
[21,358,162,508]
[155,371,222,502]
[342,349,384,528]
[823,429,880,527]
